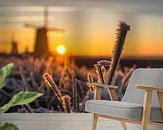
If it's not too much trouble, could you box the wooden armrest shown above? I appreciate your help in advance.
[136,86,163,92]
[88,83,118,100]
[139,86,163,124]
[87,83,117,89]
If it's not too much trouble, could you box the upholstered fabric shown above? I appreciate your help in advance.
[122,68,163,106]
[85,100,163,122]
[85,69,163,123]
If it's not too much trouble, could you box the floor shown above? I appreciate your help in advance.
[0,113,140,130]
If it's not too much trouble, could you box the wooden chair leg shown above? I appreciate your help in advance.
[92,113,98,130]
[157,91,163,114]
[141,90,152,130]
[121,121,127,130]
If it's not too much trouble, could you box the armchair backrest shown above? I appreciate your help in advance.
[122,68,163,107]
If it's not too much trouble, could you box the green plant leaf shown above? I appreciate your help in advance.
[0,63,14,90]
[0,92,43,113]
[0,123,19,130]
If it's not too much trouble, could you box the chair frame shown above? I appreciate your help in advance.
[88,83,163,130]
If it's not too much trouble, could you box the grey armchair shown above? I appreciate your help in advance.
[85,68,163,130]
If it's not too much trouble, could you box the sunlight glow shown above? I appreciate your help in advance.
[56,45,66,55]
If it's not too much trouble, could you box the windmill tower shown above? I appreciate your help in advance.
[25,6,64,54]
[10,32,18,55]
[11,41,18,55]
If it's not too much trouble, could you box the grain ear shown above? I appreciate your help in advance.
[106,21,130,85]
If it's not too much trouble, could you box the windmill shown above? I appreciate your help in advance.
[10,32,18,55]
[11,41,18,55]
[25,6,64,54]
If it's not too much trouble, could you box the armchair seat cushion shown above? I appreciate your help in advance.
[85,100,163,122]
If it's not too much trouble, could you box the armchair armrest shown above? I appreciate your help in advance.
[87,83,117,89]
[88,83,118,101]
[136,86,163,92]
[137,85,163,124]
[87,83,118,101]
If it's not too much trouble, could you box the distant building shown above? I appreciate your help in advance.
[24,46,29,54]
[11,41,18,55]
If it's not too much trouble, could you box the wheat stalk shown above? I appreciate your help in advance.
[63,95,72,113]
[121,68,134,89]
[94,64,105,84]
[97,60,111,67]
[106,21,130,85]
[71,71,78,110]
[43,73,65,112]
[87,72,94,91]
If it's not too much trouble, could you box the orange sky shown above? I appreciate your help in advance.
[0,6,163,57]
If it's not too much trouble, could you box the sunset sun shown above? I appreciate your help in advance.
[56,45,66,55]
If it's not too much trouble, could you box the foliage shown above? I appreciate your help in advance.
[0,123,19,130]
[0,64,43,130]
[0,63,14,90]
[0,92,43,113]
